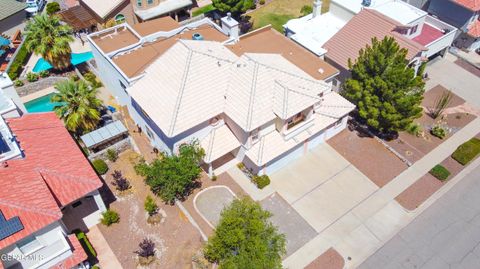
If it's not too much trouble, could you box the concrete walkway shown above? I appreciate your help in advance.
[284,117,480,269]
[87,225,123,269]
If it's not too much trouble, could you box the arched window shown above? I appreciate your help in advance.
[115,14,126,23]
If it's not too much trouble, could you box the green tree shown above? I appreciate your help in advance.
[25,14,73,70]
[46,2,61,15]
[204,197,286,269]
[212,0,255,14]
[51,79,102,134]
[135,141,205,204]
[343,36,425,135]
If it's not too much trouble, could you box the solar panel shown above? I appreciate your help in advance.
[0,211,24,240]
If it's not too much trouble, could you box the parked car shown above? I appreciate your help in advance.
[25,0,46,16]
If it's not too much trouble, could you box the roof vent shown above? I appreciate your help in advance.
[318,68,324,74]
[361,0,371,6]
[192,33,204,41]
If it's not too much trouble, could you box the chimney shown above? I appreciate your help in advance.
[221,12,240,40]
[313,0,322,18]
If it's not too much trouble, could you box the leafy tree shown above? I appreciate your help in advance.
[25,14,73,70]
[135,141,205,204]
[300,5,313,16]
[46,2,61,15]
[343,36,425,135]
[51,79,102,134]
[212,0,255,14]
[204,197,286,269]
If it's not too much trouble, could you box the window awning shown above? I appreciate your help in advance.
[80,120,128,149]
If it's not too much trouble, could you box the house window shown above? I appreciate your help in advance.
[410,25,418,35]
[287,113,305,130]
[145,126,154,140]
[334,119,342,128]
[115,14,125,23]
[18,237,42,255]
[147,0,153,4]
[140,108,151,120]
[137,0,142,7]
[251,129,259,143]
[397,27,408,35]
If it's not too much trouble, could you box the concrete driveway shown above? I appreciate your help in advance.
[269,144,379,233]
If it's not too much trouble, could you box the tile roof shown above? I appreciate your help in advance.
[323,9,426,70]
[0,0,26,21]
[452,0,480,10]
[412,23,446,46]
[128,40,332,137]
[467,19,480,37]
[81,0,127,19]
[0,113,102,249]
[201,124,241,163]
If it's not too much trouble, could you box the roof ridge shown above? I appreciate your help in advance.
[168,48,194,136]
[180,40,237,63]
[38,168,99,185]
[276,80,323,100]
[245,61,260,130]
[205,127,216,162]
[0,198,61,219]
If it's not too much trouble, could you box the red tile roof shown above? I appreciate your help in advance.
[0,113,102,249]
[323,9,426,70]
[51,234,88,269]
[467,19,480,37]
[453,0,480,11]
[412,23,445,46]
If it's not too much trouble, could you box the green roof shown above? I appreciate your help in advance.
[0,0,26,21]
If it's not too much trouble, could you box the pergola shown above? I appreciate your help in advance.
[57,5,98,31]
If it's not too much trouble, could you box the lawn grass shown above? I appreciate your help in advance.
[192,4,216,17]
[248,0,310,32]
[429,164,451,181]
[452,138,480,165]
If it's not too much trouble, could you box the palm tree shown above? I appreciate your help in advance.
[25,14,74,70]
[52,79,102,134]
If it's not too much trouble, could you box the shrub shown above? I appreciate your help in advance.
[101,209,120,226]
[144,195,158,216]
[431,125,447,139]
[406,122,422,137]
[70,74,80,81]
[430,90,452,119]
[106,148,118,162]
[211,174,217,181]
[46,2,60,15]
[75,230,97,260]
[429,165,450,181]
[252,175,270,189]
[92,159,108,175]
[14,80,24,87]
[259,0,265,4]
[111,170,130,191]
[452,138,480,165]
[26,72,39,82]
[84,72,103,88]
[237,163,245,170]
[135,238,156,265]
[7,42,31,80]
[300,5,313,16]
[38,70,49,78]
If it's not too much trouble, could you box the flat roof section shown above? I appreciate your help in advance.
[90,26,140,54]
[228,27,338,80]
[113,25,228,78]
[131,16,181,36]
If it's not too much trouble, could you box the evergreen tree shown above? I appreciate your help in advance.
[343,36,425,135]
[212,0,255,14]
[204,197,286,269]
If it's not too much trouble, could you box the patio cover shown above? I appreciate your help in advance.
[201,124,240,163]
[80,120,127,149]
[57,5,98,31]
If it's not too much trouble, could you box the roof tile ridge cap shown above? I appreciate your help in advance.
[275,79,322,100]
[245,60,260,131]
[37,168,100,186]
[168,48,194,136]
[244,53,322,84]
[0,197,61,218]
[273,80,289,119]
[205,127,216,162]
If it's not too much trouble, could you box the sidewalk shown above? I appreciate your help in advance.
[87,225,123,269]
[284,117,480,268]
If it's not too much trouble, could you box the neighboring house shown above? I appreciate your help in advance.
[79,0,135,25]
[132,0,193,21]
[428,0,480,51]
[285,0,457,79]
[0,75,106,269]
[0,0,26,36]
[87,16,354,176]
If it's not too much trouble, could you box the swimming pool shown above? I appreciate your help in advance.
[32,52,94,73]
[24,93,63,113]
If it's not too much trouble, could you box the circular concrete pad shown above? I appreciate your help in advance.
[194,186,235,227]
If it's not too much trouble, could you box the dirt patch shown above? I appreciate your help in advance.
[97,150,204,269]
[395,156,464,211]
[386,85,476,163]
[328,129,408,187]
[305,248,345,269]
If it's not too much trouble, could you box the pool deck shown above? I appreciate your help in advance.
[21,87,56,103]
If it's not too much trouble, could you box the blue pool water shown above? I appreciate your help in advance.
[24,93,63,113]
[32,52,94,73]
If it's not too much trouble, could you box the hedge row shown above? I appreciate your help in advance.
[7,40,31,80]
